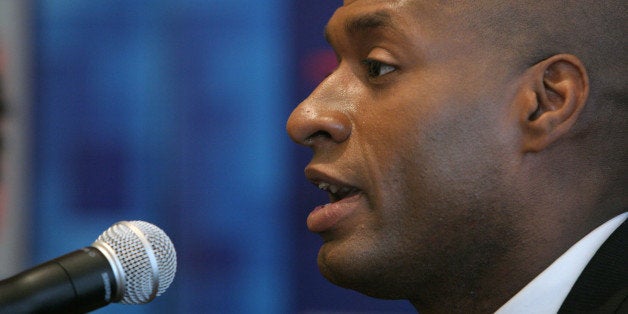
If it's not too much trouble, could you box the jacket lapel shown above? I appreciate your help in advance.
[558,219,627,313]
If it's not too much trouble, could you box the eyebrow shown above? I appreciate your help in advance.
[324,10,394,44]
[346,10,393,34]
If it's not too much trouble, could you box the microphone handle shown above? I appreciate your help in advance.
[0,247,117,314]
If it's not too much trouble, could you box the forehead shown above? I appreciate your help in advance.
[336,0,419,22]
[325,0,458,51]
[326,0,502,58]
[326,0,451,38]
[343,0,413,7]
[327,0,413,41]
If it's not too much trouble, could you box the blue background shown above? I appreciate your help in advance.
[29,0,415,313]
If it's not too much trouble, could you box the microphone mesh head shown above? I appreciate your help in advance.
[95,220,177,305]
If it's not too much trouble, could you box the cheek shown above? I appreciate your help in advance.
[367,99,507,217]
[352,68,514,219]
[356,125,431,233]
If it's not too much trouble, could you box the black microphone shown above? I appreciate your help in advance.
[0,220,177,314]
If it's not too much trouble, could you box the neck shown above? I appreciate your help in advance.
[408,206,617,313]
[407,258,537,313]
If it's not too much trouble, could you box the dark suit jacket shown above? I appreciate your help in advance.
[558,218,627,313]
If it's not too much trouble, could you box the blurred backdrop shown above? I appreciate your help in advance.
[0,1,415,313]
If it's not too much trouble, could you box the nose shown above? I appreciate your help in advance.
[286,81,352,147]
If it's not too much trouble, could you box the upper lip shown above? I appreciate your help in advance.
[305,167,361,203]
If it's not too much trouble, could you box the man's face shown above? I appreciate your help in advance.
[287,0,522,299]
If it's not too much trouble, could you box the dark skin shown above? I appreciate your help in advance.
[287,0,627,313]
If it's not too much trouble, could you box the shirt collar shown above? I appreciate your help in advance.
[495,212,628,314]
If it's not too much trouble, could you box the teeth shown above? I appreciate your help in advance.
[329,185,339,194]
[318,182,345,194]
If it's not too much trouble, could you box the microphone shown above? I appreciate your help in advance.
[0,220,177,314]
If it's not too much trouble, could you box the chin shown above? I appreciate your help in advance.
[316,240,411,300]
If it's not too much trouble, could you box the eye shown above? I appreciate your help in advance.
[361,59,396,78]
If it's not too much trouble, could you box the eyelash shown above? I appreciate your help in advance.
[361,59,396,78]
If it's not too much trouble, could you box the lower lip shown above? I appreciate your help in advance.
[306,193,363,233]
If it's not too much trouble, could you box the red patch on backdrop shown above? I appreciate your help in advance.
[301,49,338,86]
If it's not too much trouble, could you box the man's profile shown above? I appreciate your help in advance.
[287,1,626,313]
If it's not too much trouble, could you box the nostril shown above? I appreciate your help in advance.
[305,130,332,145]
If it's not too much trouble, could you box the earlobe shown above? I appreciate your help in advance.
[520,54,589,152]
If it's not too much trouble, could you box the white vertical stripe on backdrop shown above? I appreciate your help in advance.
[0,0,33,279]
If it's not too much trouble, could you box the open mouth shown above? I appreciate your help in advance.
[316,181,361,203]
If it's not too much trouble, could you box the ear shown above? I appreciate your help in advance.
[517,54,589,153]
